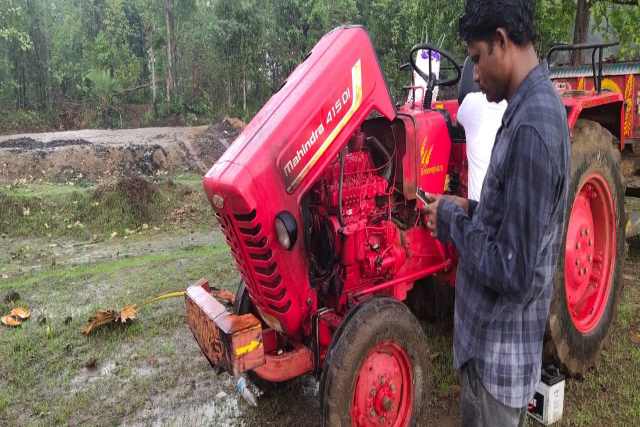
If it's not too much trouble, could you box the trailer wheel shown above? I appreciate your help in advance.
[545,119,625,376]
[320,298,431,426]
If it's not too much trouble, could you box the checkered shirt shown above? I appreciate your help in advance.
[437,63,570,408]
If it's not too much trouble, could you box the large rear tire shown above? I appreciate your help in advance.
[544,119,626,376]
[320,298,431,426]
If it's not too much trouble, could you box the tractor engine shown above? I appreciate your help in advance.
[305,131,406,299]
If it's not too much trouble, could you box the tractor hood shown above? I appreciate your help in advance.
[202,26,395,337]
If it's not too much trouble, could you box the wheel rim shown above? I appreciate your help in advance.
[351,341,413,427]
[564,173,616,333]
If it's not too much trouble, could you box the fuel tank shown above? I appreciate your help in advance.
[203,26,396,338]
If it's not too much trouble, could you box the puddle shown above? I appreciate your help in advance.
[69,360,117,393]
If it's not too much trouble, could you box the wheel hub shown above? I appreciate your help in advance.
[564,175,616,333]
[351,341,413,427]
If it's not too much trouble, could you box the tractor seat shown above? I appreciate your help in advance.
[449,57,481,142]
[457,56,480,105]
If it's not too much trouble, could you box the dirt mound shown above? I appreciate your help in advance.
[0,138,92,150]
[93,177,161,224]
[0,119,244,183]
[193,117,244,169]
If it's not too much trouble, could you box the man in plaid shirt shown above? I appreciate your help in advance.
[424,1,570,425]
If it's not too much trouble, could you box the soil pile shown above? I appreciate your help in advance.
[0,120,243,183]
[192,116,244,169]
[93,177,161,225]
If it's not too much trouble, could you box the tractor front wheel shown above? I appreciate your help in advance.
[545,119,626,376]
[320,298,431,426]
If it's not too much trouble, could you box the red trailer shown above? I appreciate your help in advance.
[548,44,640,203]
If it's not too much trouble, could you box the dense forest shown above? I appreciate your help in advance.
[0,0,639,132]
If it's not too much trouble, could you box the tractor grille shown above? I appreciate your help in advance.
[215,210,291,314]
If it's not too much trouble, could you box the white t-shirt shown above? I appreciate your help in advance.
[456,92,507,202]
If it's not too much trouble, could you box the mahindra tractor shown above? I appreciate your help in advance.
[185,26,629,425]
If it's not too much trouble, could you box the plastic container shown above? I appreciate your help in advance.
[527,365,565,425]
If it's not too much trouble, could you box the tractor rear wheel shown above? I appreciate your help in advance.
[320,298,431,426]
[545,119,625,376]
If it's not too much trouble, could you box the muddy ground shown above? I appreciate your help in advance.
[1,226,638,426]
[0,119,242,183]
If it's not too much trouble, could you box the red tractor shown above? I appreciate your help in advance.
[185,27,627,425]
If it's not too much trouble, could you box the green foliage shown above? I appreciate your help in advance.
[592,1,640,60]
[0,109,51,134]
[86,68,121,100]
[0,3,32,50]
[535,0,575,56]
[1,0,639,132]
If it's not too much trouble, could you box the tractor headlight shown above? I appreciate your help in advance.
[274,211,297,250]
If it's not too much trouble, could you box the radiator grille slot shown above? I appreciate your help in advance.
[239,224,261,235]
[249,249,273,261]
[245,237,267,248]
[234,210,257,221]
[214,208,289,315]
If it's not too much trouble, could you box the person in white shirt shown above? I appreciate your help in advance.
[457,87,507,202]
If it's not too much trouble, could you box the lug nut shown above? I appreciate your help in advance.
[383,396,393,411]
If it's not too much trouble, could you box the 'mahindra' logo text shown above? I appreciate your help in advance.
[283,123,325,177]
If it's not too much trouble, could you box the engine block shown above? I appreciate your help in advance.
[313,149,406,293]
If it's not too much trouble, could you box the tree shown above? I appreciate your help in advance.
[572,0,638,64]
[163,0,176,104]
[592,0,640,59]
[536,0,574,60]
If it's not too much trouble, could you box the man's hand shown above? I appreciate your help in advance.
[422,193,441,235]
[422,193,470,235]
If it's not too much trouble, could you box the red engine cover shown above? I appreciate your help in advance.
[202,26,396,338]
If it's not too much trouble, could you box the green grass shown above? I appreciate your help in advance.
[0,241,239,426]
[0,174,213,239]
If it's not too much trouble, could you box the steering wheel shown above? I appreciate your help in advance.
[409,43,461,89]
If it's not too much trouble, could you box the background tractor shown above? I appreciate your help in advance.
[185,26,632,425]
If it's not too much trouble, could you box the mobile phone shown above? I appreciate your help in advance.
[416,187,432,205]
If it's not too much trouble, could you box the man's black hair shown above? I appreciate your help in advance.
[458,0,537,46]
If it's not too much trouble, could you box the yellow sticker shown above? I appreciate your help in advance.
[235,340,262,357]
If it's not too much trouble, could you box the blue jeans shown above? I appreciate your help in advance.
[460,361,527,427]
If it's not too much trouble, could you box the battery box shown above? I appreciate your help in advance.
[527,365,565,425]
